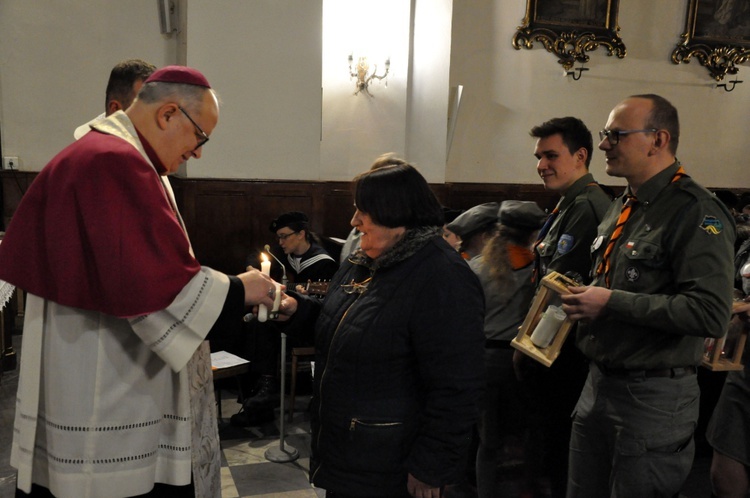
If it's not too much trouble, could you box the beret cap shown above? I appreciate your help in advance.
[269,211,309,232]
[446,202,499,238]
[498,200,546,230]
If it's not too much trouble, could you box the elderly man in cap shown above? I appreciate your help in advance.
[0,66,278,498]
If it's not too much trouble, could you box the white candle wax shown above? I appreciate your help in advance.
[258,254,271,322]
[529,305,566,348]
[272,282,282,312]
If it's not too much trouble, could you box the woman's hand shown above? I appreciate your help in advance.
[272,292,298,322]
[407,473,441,498]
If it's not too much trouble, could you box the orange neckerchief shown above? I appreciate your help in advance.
[508,243,535,270]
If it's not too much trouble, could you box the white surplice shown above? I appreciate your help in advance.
[11,112,227,498]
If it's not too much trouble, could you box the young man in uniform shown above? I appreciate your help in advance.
[516,116,612,497]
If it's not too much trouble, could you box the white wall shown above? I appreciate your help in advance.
[0,0,176,171]
[186,0,323,180]
[447,0,750,188]
[1,0,748,188]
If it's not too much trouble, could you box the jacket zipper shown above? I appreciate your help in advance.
[349,418,403,430]
[311,291,365,482]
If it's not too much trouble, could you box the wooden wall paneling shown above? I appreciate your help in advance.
[248,183,317,271]
[321,183,355,241]
[191,180,255,274]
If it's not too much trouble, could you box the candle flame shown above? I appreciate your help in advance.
[261,253,269,263]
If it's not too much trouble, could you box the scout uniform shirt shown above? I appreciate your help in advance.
[578,161,736,370]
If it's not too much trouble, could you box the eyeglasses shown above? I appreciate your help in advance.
[178,105,210,151]
[598,128,657,145]
[277,231,299,241]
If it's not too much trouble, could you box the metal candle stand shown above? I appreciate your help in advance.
[265,275,299,463]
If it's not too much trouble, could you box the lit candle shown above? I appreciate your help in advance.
[258,253,271,322]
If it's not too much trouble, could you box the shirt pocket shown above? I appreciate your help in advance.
[616,238,667,289]
[620,239,665,269]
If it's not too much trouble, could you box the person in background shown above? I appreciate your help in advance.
[446,202,499,260]
[0,66,278,498]
[705,197,750,498]
[562,94,735,497]
[231,211,337,427]
[442,207,464,252]
[473,200,546,498]
[444,202,500,496]
[338,155,398,264]
[515,116,612,497]
[706,305,750,498]
[74,58,156,139]
[278,157,485,498]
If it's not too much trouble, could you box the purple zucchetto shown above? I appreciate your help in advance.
[144,65,211,88]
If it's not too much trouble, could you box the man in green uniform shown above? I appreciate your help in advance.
[516,116,612,497]
[562,94,735,497]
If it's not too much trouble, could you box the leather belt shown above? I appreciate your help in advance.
[595,362,696,379]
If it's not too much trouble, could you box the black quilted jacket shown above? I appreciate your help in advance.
[289,230,485,496]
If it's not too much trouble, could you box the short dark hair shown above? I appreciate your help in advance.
[105,59,156,112]
[353,158,444,229]
[630,94,680,154]
[529,116,593,168]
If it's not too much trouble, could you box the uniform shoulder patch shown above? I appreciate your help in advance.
[699,215,723,235]
[557,234,575,254]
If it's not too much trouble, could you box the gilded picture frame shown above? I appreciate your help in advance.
[671,0,750,81]
[512,0,626,70]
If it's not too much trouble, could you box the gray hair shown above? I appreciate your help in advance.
[136,82,213,113]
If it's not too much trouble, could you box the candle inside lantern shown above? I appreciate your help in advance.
[258,253,271,322]
[530,305,566,348]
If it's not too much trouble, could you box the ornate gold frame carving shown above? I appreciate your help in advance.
[671,0,750,81]
[512,0,626,71]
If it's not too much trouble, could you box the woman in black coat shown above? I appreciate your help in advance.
[280,156,486,498]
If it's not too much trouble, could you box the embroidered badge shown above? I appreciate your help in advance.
[558,234,574,255]
[625,266,639,282]
[700,216,723,235]
[625,241,635,250]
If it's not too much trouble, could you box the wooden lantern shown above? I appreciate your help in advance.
[701,301,748,371]
[511,271,578,367]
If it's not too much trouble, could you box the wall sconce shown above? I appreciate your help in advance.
[565,62,589,81]
[348,54,390,96]
[718,76,743,92]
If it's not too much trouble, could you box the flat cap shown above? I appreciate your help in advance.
[442,207,464,225]
[446,202,499,238]
[269,211,309,232]
[144,65,211,88]
[498,200,546,230]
